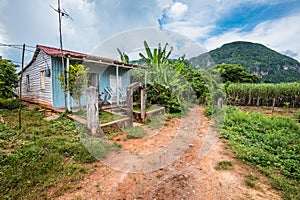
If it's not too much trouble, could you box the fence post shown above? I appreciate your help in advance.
[141,88,146,122]
[86,86,100,136]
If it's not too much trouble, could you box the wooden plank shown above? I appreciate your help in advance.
[21,50,52,106]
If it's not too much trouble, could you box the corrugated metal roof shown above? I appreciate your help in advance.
[37,45,144,69]
[20,45,145,74]
[38,45,87,58]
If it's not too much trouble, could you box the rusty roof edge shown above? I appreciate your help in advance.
[19,45,147,75]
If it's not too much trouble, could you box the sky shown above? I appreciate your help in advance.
[1,0,300,65]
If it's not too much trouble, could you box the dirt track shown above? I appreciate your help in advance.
[55,106,282,200]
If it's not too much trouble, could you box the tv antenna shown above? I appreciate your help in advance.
[50,0,73,109]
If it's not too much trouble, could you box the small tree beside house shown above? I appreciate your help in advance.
[58,63,89,111]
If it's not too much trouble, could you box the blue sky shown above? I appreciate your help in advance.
[1,0,300,65]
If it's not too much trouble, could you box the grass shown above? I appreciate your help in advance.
[221,107,300,200]
[244,173,260,188]
[0,106,116,199]
[125,126,147,139]
[74,110,124,124]
[132,104,161,112]
[214,161,234,170]
[144,115,166,129]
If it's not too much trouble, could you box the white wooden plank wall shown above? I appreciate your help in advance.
[22,50,53,107]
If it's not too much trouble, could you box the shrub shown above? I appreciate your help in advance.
[0,98,19,109]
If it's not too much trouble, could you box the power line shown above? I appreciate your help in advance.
[0,43,36,53]
[0,43,36,49]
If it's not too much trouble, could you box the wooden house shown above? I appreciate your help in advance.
[20,45,144,110]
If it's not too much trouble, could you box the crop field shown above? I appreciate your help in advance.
[226,82,300,107]
[221,107,300,199]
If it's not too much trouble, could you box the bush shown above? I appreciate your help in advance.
[294,110,300,123]
[0,98,19,109]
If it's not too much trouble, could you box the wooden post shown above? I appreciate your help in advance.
[272,98,276,114]
[18,44,25,130]
[116,65,119,106]
[217,97,223,109]
[140,88,146,122]
[126,87,133,126]
[86,86,99,136]
[66,57,71,111]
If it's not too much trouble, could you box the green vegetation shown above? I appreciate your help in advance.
[74,110,125,124]
[144,115,166,129]
[189,41,300,83]
[117,48,129,64]
[0,56,18,98]
[214,161,234,170]
[294,110,300,123]
[216,63,259,83]
[58,63,89,110]
[139,41,194,114]
[226,82,300,107]
[132,104,160,112]
[130,41,210,114]
[221,107,300,199]
[244,173,260,188]
[0,97,19,109]
[0,107,110,199]
[125,126,147,139]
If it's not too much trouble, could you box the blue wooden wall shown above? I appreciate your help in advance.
[51,58,131,108]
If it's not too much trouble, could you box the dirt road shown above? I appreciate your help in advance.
[56,106,281,200]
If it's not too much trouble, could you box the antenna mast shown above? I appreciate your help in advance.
[51,0,72,110]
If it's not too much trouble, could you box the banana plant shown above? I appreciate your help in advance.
[139,41,194,113]
[117,48,129,64]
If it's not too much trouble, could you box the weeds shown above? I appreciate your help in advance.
[0,107,101,199]
[144,115,166,129]
[125,126,147,139]
[244,173,259,188]
[214,161,234,170]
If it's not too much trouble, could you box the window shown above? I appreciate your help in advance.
[26,75,30,91]
[45,69,51,77]
[41,71,45,90]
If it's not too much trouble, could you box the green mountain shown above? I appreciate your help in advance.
[189,41,300,83]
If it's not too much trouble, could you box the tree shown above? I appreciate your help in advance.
[0,56,18,98]
[58,63,89,110]
[216,63,259,83]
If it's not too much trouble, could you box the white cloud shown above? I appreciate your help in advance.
[1,0,300,64]
[158,0,242,41]
[61,0,100,53]
[0,0,8,57]
[156,0,173,10]
[168,2,188,19]
[92,28,207,60]
[204,14,300,61]
[163,21,215,41]
[0,26,7,58]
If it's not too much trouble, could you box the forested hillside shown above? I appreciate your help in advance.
[189,41,300,83]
